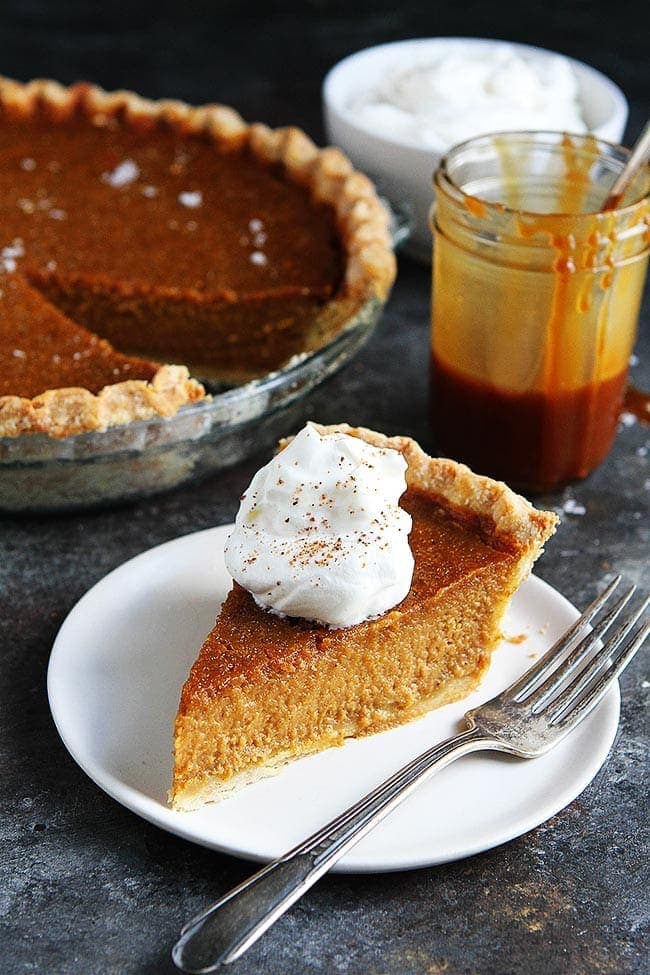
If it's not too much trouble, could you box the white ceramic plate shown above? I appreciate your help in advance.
[48,526,619,873]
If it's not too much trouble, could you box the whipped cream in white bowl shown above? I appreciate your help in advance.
[323,38,628,261]
[224,423,414,628]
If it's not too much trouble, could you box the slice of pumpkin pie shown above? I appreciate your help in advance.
[171,423,557,810]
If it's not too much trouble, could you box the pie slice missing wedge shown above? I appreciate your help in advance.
[171,425,557,810]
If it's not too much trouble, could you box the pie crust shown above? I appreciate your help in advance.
[0,78,396,439]
[0,364,205,439]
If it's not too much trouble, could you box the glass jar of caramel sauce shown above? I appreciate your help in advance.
[431,132,649,492]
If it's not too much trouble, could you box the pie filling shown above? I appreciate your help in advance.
[0,98,345,395]
[0,275,159,399]
[172,489,523,808]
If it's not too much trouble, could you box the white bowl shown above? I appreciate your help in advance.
[323,38,629,262]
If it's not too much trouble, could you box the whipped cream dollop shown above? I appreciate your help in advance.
[224,424,414,628]
[350,44,587,149]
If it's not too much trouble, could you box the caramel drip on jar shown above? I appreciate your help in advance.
[623,386,650,424]
[464,195,489,218]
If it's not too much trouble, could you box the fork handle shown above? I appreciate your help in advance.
[172,725,492,973]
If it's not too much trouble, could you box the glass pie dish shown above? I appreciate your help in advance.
[0,293,389,513]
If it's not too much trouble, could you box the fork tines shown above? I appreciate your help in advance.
[507,575,648,729]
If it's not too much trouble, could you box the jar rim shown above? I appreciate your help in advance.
[434,130,650,222]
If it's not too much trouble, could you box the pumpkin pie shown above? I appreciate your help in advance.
[171,425,557,810]
[0,79,395,438]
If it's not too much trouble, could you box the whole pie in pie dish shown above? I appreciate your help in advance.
[0,78,395,439]
[171,424,557,810]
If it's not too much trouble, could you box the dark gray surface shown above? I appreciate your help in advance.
[1,4,649,973]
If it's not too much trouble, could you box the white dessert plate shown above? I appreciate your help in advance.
[47,525,620,873]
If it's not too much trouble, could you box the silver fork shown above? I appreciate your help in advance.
[173,576,648,974]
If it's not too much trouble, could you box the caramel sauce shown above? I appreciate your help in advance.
[513,137,619,407]
[603,191,624,212]
[465,195,488,218]
[556,132,594,215]
[431,355,628,491]
[432,134,648,490]
[624,385,650,424]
